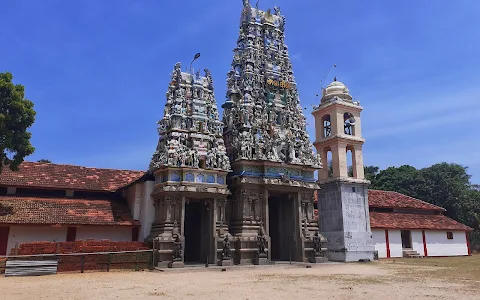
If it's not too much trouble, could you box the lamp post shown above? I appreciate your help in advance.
[190,53,201,73]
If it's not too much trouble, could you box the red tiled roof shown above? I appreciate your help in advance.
[370,212,472,231]
[367,190,444,211]
[0,195,138,226]
[0,162,145,192]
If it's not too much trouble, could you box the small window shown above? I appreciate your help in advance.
[352,187,356,193]
[446,232,453,240]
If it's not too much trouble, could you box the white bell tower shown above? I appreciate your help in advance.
[312,77,374,262]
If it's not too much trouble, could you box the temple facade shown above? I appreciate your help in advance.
[0,1,473,263]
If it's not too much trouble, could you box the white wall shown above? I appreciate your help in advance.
[6,226,67,255]
[388,230,403,258]
[411,230,425,255]
[372,229,387,258]
[425,230,468,256]
[139,180,155,241]
[76,227,131,242]
[125,183,142,221]
[372,229,403,258]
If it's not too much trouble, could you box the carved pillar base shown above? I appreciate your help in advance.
[168,260,185,268]
[217,259,233,266]
[254,253,269,265]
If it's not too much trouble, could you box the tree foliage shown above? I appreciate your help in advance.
[0,72,36,173]
[364,165,379,182]
[37,159,51,163]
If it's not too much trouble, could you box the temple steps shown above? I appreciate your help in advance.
[402,249,423,258]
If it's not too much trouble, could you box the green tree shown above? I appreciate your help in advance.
[364,165,380,182]
[416,163,472,222]
[0,72,36,173]
[37,159,51,163]
[370,165,421,197]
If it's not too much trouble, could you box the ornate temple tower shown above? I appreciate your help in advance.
[221,1,326,264]
[312,78,375,262]
[148,63,232,267]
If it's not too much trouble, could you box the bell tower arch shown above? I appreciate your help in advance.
[312,77,374,262]
[314,78,365,181]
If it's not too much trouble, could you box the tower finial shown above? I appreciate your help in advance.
[334,76,337,82]
[242,0,250,7]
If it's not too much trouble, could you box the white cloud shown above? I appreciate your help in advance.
[291,52,303,61]
[363,87,480,140]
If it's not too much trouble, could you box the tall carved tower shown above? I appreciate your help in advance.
[221,1,326,264]
[312,78,374,262]
[148,63,232,267]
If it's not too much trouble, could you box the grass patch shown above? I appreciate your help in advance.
[256,273,386,285]
[380,254,480,282]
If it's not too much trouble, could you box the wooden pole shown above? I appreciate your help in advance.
[81,255,85,273]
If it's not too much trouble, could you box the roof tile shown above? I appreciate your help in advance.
[0,195,138,226]
[370,211,472,231]
[368,189,444,211]
[0,162,145,192]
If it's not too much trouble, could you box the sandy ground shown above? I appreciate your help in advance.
[1,259,479,300]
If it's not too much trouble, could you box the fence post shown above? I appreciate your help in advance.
[135,252,139,272]
[149,250,154,270]
[81,255,85,273]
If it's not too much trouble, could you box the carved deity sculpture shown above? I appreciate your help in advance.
[313,232,322,255]
[257,223,267,255]
[219,3,323,165]
[172,234,183,261]
[221,234,232,260]
[150,64,231,174]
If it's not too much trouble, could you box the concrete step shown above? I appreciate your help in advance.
[402,249,423,258]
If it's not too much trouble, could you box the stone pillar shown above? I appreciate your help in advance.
[263,189,271,261]
[318,180,374,262]
[216,198,233,266]
[353,145,365,179]
[318,148,329,180]
[180,196,186,236]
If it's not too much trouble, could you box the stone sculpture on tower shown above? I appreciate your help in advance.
[148,63,232,267]
[221,1,326,264]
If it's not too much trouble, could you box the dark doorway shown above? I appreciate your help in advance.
[268,194,296,261]
[184,201,212,264]
[401,230,412,249]
[0,227,9,255]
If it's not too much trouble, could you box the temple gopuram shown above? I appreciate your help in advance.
[221,2,325,264]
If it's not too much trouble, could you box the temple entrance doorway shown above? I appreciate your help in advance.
[184,200,213,264]
[268,193,298,261]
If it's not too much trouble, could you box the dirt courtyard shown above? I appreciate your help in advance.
[1,256,479,300]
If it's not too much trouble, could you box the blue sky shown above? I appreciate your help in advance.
[2,0,479,183]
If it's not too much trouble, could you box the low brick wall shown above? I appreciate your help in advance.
[11,240,150,255]
[8,241,152,272]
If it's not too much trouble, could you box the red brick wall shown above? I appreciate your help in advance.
[11,240,150,255]
[10,241,152,272]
